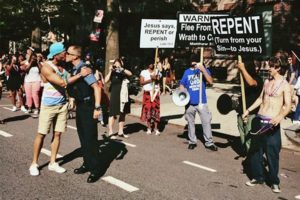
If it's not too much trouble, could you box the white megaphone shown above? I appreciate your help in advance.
[172,89,190,107]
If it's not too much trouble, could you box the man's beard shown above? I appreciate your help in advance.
[57,60,66,67]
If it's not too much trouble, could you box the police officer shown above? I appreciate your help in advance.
[66,45,102,183]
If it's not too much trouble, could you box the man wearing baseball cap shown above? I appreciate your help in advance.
[29,42,91,176]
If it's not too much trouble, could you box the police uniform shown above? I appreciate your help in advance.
[68,61,100,174]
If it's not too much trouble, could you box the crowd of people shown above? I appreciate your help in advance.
[0,43,299,191]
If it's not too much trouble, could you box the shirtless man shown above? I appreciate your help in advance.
[242,57,291,193]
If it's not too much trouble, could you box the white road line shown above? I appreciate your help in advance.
[115,140,136,148]
[183,161,217,173]
[3,107,13,111]
[41,148,63,158]
[0,104,14,107]
[0,130,13,137]
[295,195,300,199]
[67,125,77,130]
[101,176,139,192]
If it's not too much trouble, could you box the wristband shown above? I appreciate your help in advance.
[95,105,101,111]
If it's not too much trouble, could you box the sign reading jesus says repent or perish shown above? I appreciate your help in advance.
[211,15,265,54]
[140,19,177,48]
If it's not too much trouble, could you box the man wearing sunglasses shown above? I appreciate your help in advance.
[29,43,91,177]
[66,45,102,183]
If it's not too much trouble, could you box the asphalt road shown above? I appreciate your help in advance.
[0,97,300,200]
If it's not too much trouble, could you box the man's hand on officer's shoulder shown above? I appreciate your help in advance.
[80,67,92,77]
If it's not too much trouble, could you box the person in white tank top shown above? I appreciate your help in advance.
[21,53,42,115]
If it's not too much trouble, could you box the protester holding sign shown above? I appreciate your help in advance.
[140,60,162,135]
[236,58,263,175]
[179,55,217,151]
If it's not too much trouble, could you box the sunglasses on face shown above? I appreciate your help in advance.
[66,52,78,56]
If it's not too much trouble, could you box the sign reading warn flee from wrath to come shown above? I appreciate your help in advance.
[211,15,265,54]
[176,13,227,47]
[140,19,177,48]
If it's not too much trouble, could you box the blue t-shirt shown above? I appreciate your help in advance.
[180,67,211,105]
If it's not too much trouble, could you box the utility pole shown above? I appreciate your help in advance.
[105,0,119,78]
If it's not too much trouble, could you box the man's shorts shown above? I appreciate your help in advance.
[38,104,68,135]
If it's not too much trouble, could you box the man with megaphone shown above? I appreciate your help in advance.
[179,55,217,151]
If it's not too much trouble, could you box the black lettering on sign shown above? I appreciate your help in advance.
[176,13,228,48]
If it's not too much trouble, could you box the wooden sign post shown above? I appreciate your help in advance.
[199,47,204,110]
[238,55,246,114]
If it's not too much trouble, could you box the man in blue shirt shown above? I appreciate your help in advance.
[66,45,102,183]
[179,55,218,151]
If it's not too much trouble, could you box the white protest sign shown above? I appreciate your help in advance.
[93,10,104,23]
[140,19,177,48]
[177,13,227,47]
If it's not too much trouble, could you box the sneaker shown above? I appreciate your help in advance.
[146,129,152,135]
[205,144,218,151]
[292,120,300,125]
[31,109,39,118]
[33,109,39,115]
[154,129,160,136]
[271,184,281,193]
[118,132,129,138]
[21,106,28,113]
[48,162,66,174]
[11,106,17,112]
[26,108,32,114]
[29,164,39,176]
[245,179,264,187]
[108,134,117,139]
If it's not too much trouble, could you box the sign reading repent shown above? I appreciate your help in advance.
[140,19,177,48]
[210,15,265,54]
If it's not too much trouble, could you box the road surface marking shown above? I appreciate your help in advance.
[101,176,139,192]
[115,140,136,148]
[67,125,77,130]
[41,148,63,158]
[0,130,13,137]
[121,141,136,148]
[0,104,13,107]
[3,107,13,111]
[295,195,300,199]
[183,161,217,172]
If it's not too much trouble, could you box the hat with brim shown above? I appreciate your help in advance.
[28,47,35,52]
[47,42,65,59]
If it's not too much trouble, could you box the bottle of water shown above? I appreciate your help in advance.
[98,107,104,125]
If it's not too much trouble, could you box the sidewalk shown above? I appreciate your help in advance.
[129,83,300,152]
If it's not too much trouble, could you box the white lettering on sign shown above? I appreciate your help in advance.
[179,14,227,23]
[212,16,260,35]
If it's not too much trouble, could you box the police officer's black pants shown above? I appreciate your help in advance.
[76,102,100,173]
